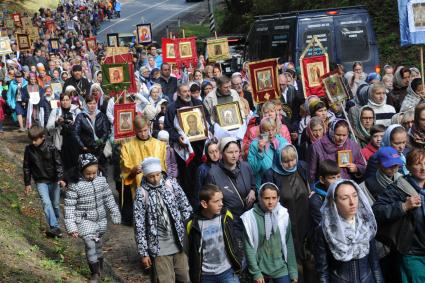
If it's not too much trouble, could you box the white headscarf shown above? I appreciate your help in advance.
[321,179,377,262]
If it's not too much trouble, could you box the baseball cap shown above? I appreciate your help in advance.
[377,146,403,168]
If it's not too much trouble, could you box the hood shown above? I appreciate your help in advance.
[381,124,403,147]
[271,144,298,176]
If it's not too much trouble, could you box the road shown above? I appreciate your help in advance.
[97,0,205,42]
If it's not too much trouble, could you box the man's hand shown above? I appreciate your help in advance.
[245,190,256,207]
[141,256,152,269]
[57,117,65,125]
[25,185,32,195]
[404,196,422,211]
[178,136,188,148]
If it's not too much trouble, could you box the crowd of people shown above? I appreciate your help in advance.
[4,1,425,283]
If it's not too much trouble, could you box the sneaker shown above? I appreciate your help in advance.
[47,228,63,238]
[18,128,26,132]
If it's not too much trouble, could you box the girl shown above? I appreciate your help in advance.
[65,153,121,283]
[242,182,298,283]
[298,117,325,161]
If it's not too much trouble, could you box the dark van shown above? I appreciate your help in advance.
[245,6,380,74]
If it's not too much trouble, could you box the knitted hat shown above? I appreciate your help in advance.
[78,153,98,171]
[157,130,169,142]
[141,157,162,175]
[219,137,238,152]
[143,104,157,121]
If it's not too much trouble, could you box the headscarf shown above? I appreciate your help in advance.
[306,116,325,144]
[350,106,375,144]
[409,118,425,147]
[368,85,386,107]
[258,183,281,241]
[327,118,348,147]
[89,83,105,106]
[382,124,409,175]
[271,144,298,176]
[304,95,321,116]
[401,78,423,112]
[393,66,406,89]
[320,179,377,262]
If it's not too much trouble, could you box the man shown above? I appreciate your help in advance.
[36,63,51,88]
[63,64,91,97]
[164,84,210,205]
[27,48,48,70]
[120,116,167,225]
[204,75,245,124]
[231,73,255,111]
[134,157,192,283]
[158,63,177,101]
[149,45,162,67]
[279,73,303,125]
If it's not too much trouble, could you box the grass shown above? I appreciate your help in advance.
[0,141,88,282]
[181,23,211,39]
[0,0,58,13]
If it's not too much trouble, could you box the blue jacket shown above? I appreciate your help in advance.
[7,79,28,109]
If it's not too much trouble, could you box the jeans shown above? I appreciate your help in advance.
[201,268,240,283]
[36,182,60,229]
[265,275,290,283]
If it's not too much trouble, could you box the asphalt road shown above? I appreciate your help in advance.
[97,0,205,43]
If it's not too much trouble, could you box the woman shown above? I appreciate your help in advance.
[367,82,396,127]
[400,78,425,112]
[365,124,409,179]
[392,109,415,131]
[6,71,28,131]
[242,182,298,283]
[46,92,81,172]
[193,69,203,85]
[194,138,220,203]
[349,105,376,147]
[73,95,110,174]
[243,101,291,158]
[389,66,410,112]
[373,148,425,282]
[204,65,214,80]
[344,61,367,96]
[146,55,156,71]
[309,119,366,182]
[89,83,107,113]
[206,137,256,221]
[137,66,151,97]
[299,117,325,161]
[298,96,333,141]
[92,70,102,84]
[200,80,213,99]
[148,84,168,108]
[409,103,425,149]
[315,179,383,283]
[248,117,288,189]
[263,145,312,283]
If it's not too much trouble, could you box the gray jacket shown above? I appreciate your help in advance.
[64,176,121,239]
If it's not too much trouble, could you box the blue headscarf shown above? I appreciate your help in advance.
[271,144,298,176]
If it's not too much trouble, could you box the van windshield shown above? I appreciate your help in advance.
[340,26,369,62]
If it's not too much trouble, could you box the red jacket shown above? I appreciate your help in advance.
[361,142,379,162]
[0,96,5,121]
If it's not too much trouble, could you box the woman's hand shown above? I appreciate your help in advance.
[258,139,267,152]
[246,190,256,207]
[403,196,422,211]
[346,163,358,173]
[69,232,79,238]
[255,278,265,283]
[141,256,152,269]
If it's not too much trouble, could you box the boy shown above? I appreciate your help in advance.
[133,157,192,283]
[309,160,341,228]
[361,146,403,201]
[186,184,242,283]
[65,153,121,283]
[362,124,386,161]
[23,125,65,237]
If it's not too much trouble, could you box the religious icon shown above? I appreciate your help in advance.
[166,43,176,58]
[109,67,124,84]
[256,69,273,91]
[177,106,208,142]
[215,101,243,130]
[137,24,152,44]
[179,42,192,58]
[338,150,353,168]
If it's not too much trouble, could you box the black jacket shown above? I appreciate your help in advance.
[373,176,425,255]
[280,84,303,125]
[23,140,63,186]
[158,76,177,100]
[73,111,110,151]
[314,227,384,283]
[63,76,91,97]
[186,209,242,283]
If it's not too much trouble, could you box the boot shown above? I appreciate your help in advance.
[88,262,100,283]
[98,258,104,275]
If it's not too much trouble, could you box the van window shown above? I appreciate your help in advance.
[271,33,290,59]
[340,26,369,62]
[303,30,332,57]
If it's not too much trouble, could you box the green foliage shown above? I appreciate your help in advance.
[219,0,421,67]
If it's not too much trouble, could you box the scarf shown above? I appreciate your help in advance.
[376,169,402,189]
[313,182,328,198]
[368,84,386,107]
[258,183,281,241]
[321,179,377,262]
[328,118,348,147]
[350,106,375,144]
[271,144,298,176]
[306,116,325,144]
[394,66,406,89]
[409,124,425,147]
[401,80,422,112]
[382,124,409,175]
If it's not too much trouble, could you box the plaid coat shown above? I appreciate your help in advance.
[64,176,121,238]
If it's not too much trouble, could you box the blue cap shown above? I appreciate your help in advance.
[366,72,381,83]
[377,146,403,168]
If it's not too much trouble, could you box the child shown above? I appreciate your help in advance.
[242,182,298,283]
[157,130,178,179]
[362,124,386,161]
[133,157,192,282]
[23,125,65,237]
[186,184,242,283]
[309,160,341,228]
[64,153,121,283]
